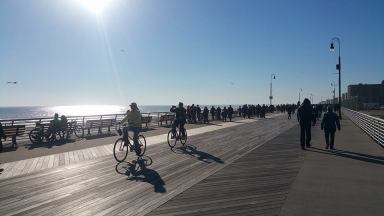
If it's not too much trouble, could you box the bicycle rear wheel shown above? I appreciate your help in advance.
[136,135,146,156]
[29,129,42,144]
[167,130,177,148]
[180,130,188,145]
[113,138,128,162]
[74,125,84,138]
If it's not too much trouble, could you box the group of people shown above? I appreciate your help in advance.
[238,104,267,119]
[208,106,234,122]
[185,105,235,123]
[297,98,341,150]
[1,100,343,155]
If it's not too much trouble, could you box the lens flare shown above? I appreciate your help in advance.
[77,0,112,15]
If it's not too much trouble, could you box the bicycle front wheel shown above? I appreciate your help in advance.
[137,135,147,156]
[113,138,128,162]
[167,130,177,148]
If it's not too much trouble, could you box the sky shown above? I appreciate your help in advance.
[0,0,383,106]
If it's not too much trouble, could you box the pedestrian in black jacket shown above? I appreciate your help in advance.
[297,98,313,150]
[216,107,222,120]
[170,102,187,137]
[196,105,202,122]
[210,106,216,121]
[203,107,209,124]
[321,106,341,150]
[222,107,227,122]
[228,105,234,121]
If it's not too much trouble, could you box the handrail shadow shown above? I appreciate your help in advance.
[307,147,384,165]
[85,133,116,140]
[172,144,224,164]
[115,156,166,193]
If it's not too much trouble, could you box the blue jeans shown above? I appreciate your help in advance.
[123,126,140,146]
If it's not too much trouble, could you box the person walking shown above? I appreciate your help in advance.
[228,105,234,121]
[186,106,192,123]
[238,106,242,117]
[203,106,209,124]
[287,106,292,119]
[216,106,222,120]
[321,106,341,150]
[210,106,216,121]
[222,107,228,122]
[297,98,313,150]
[242,104,248,119]
[191,104,197,123]
[196,105,202,122]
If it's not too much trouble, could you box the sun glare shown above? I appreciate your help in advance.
[51,105,125,116]
[77,0,112,15]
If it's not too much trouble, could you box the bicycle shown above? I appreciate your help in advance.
[29,122,61,144]
[62,121,84,139]
[113,124,147,162]
[167,126,187,148]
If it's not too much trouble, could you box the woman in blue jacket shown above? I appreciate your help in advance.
[321,106,341,150]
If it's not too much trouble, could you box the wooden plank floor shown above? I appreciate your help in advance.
[0,115,297,216]
[0,118,264,180]
[147,125,303,216]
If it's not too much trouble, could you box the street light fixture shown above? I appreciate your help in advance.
[330,37,342,119]
[269,74,276,105]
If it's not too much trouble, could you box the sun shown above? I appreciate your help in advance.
[77,0,112,15]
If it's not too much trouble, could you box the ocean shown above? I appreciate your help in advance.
[0,104,240,120]
[0,105,172,120]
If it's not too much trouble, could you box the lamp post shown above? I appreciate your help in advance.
[331,82,336,106]
[298,88,303,104]
[330,37,342,119]
[269,74,276,106]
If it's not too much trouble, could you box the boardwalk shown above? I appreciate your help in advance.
[0,114,296,216]
[0,117,270,179]
[148,126,303,216]
[280,115,384,216]
[0,113,383,216]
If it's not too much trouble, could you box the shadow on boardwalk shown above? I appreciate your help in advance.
[307,147,384,165]
[115,156,166,193]
[172,144,224,164]
[26,139,77,150]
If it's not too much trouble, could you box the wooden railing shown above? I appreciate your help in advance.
[0,112,174,143]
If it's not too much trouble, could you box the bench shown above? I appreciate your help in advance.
[84,119,116,135]
[159,114,175,126]
[2,125,26,147]
[141,116,152,128]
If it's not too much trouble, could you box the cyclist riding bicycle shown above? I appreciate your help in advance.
[120,102,142,154]
[170,102,187,139]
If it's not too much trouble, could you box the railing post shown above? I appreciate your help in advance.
[82,116,85,137]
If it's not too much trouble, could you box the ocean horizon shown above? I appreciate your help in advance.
[0,104,243,120]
